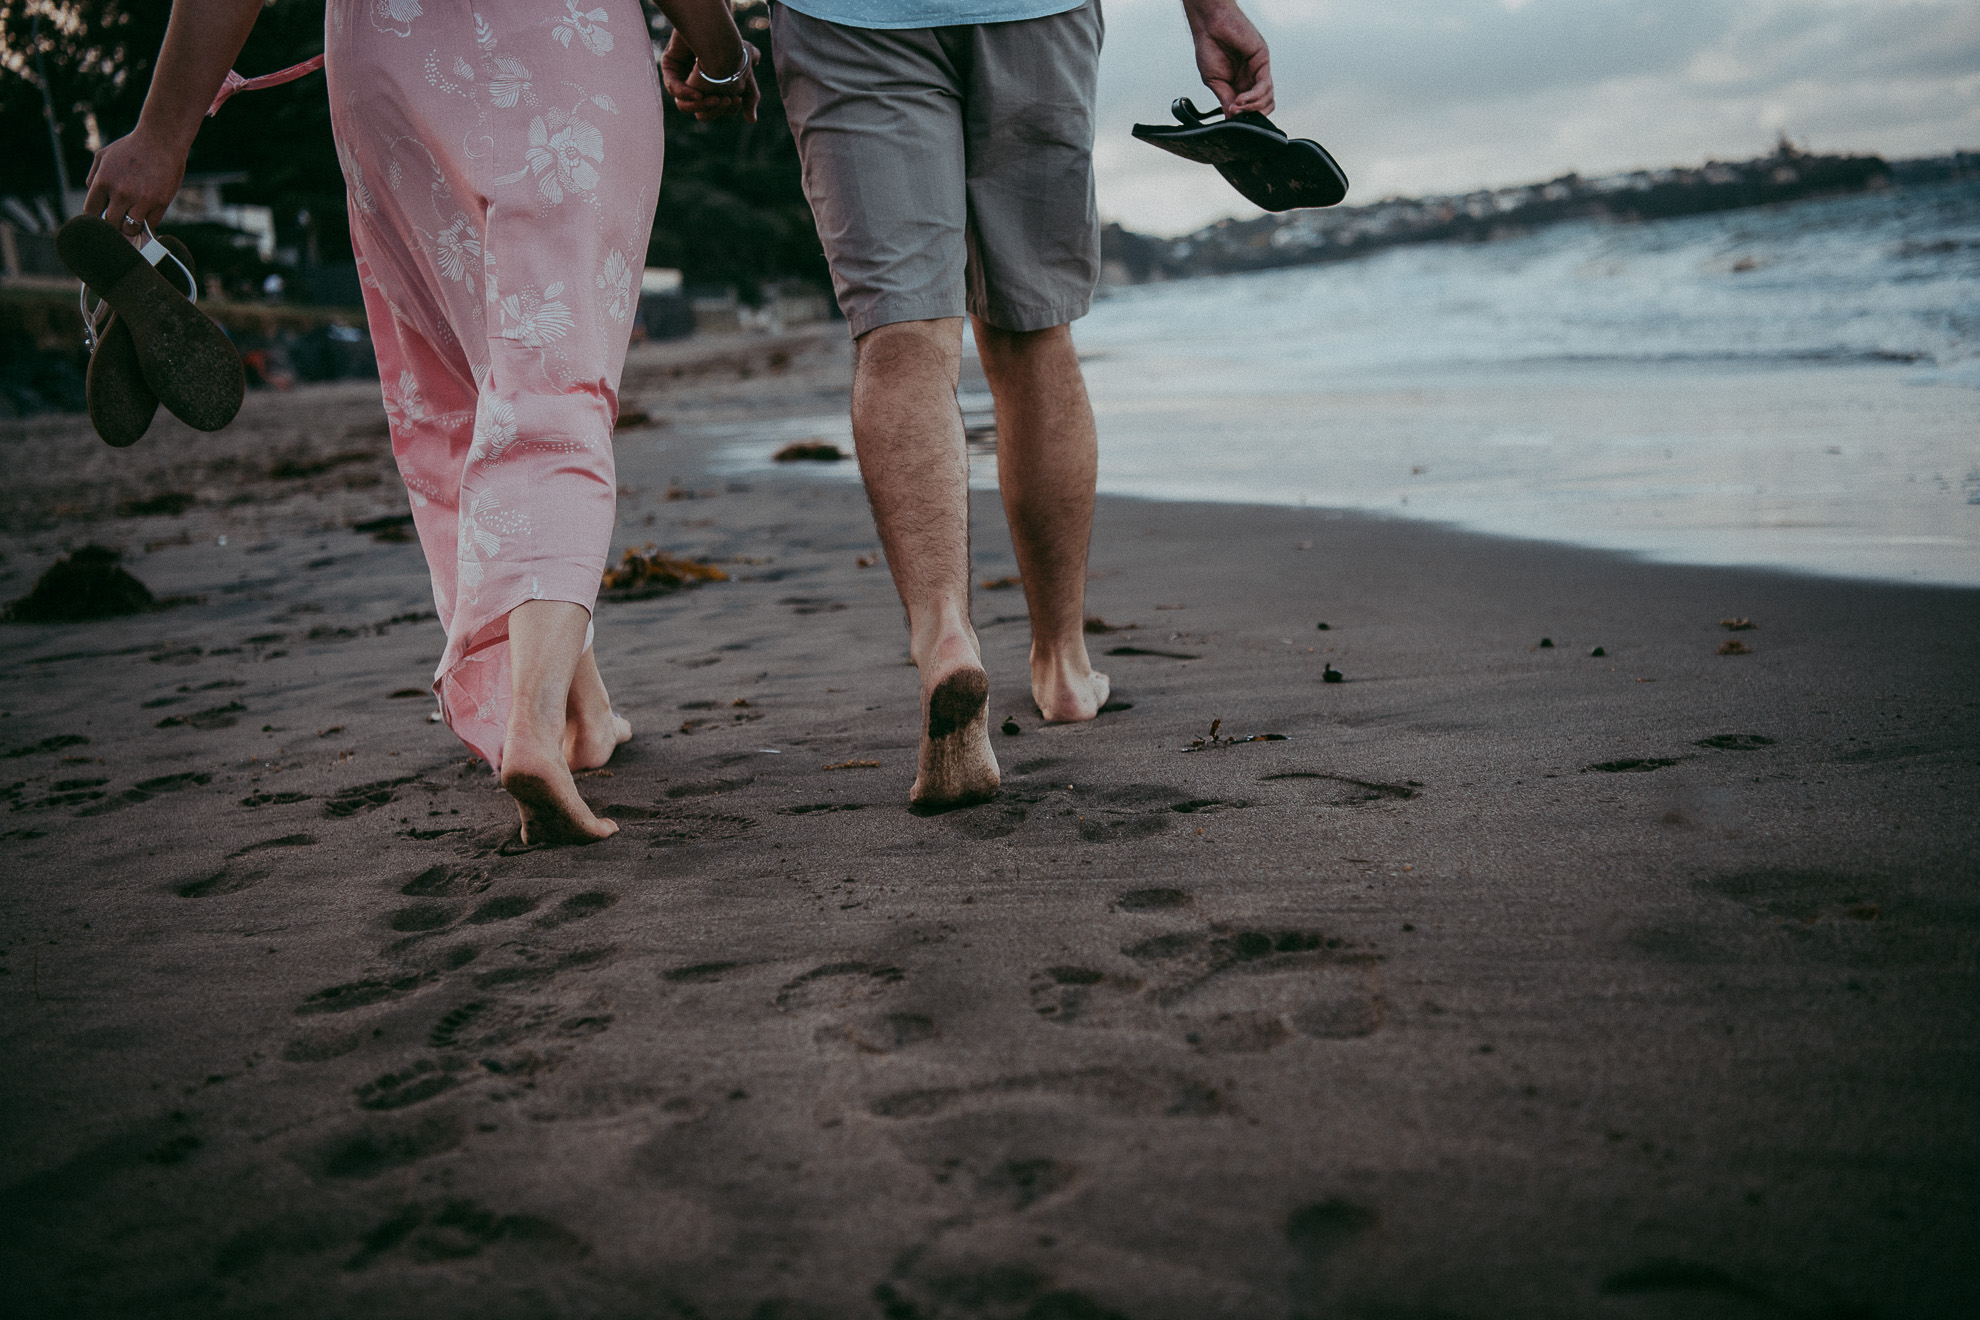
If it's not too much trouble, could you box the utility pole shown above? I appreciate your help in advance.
[31,13,76,217]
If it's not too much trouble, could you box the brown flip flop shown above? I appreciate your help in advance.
[86,234,198,448]
[57,216,244,433]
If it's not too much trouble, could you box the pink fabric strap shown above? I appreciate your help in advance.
[206,54,326,117]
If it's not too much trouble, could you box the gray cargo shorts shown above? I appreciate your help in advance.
[770,1,1104,338]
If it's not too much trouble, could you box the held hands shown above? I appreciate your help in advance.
[1183,0,1274,117]
[660,30,759,124]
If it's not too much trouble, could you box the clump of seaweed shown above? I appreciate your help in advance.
[600,545,729,600]
[773,441,845,462]
[5,545,153,622]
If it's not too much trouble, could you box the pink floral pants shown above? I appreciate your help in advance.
[326,0,663,769]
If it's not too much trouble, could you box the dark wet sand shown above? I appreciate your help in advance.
[1,328,1977,1319]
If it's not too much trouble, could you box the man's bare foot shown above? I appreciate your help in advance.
[910,645,1000,811]
[501,730,618,846]
[1032,647,1110,723]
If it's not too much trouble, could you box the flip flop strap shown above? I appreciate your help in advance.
[1172,97,1221,126]
[207,54,326,117]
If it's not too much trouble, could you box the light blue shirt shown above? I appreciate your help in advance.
[777,0,1084,30]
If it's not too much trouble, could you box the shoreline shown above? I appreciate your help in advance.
[2,329,1977,1317]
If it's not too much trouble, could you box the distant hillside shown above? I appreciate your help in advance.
[1102,142,1980,283]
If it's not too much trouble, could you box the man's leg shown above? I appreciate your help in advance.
[973,319,1109,722]
[852,317,999,809]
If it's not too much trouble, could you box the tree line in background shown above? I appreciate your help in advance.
[0,0,826,302]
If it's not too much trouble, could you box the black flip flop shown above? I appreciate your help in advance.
[1132,98,1348,212]
[57,216,244,433]
[86,234,198,448]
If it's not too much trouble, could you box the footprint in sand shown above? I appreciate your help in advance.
[303,1111,465,1180]
[773,959,941,1055]
[341,1199,589,1270]
[466,893,541,924]
[400,863,490,897]
[294,943,479,1016]
[324,775,424,817]
[602,803,759,846]
[174,865,270,898]
[535,890,619,927]
[355,1059,461,1111]
[1030,911,1386,1052]
[869,1066,1227,1121]
[1258,769,1418,806]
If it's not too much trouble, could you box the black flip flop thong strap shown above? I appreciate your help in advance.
[1132,95,1350,211]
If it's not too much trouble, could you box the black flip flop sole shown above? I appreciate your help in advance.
[59,217,244,433]
[88,235,198,448]
[1132,119,1349,212]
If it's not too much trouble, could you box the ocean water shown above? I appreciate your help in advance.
[715,183,1980,586]
[1081,182,1980,379]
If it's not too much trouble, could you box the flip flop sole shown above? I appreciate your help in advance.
[87,236,197,449]
[1133,121,1349,211]
[88,314,156,448]
[58,218,244,433]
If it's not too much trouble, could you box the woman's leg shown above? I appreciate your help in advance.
[501,600,617,843]
[329,0,660,837]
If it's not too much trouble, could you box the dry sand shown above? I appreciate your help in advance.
[1,327,1976,1319]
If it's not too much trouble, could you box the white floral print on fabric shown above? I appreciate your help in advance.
[455,488,531,601]
[336,135,376,215]
[498,283,576,348]
[488,56,534,108]
[553,1,614,56]
[371,0,423,38]
[469,396,520,464]
[384,368,427,426]
[432,214,482,291]
[597,250,633,323]
[402,471,444,509]
[495,107,605,205]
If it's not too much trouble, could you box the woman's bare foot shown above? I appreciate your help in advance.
[1032,644,1109,723]
[499,601,617,846]
[502,723,618,846]
[910,636,1000,811]
[564,648,632,771]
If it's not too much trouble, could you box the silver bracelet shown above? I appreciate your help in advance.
[696,42,753,87]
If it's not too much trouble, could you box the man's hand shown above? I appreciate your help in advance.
[1183,0,1274,117]
[661,29,759,123]
[83,126,190,235]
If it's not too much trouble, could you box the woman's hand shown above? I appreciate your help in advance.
[1183,0,1275,117]
[79,0,267,234]
[660,29,758,123]
[83,127,191,235]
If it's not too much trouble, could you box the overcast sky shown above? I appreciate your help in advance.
[1093,0,1980,233]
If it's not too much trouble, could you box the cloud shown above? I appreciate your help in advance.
[1094,0,1980,233]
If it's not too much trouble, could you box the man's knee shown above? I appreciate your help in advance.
[973,318,1074,369]
[855,317,965,379]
